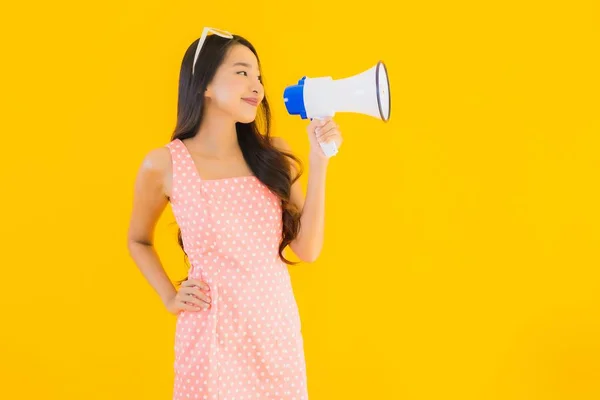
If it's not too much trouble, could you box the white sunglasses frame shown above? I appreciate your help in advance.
[192,27,234,76]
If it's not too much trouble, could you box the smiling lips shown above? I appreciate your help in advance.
[242,97,259,107]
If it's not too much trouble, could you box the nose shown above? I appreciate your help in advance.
[252,86,263,99]
[251,80,262,96]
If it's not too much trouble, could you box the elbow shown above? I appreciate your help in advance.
[290,240,322,263]
[127,236,152,253]
[126,238,138,257]
[296,246,321,263]
[302,253,319,263]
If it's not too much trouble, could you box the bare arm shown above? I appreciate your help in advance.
[126,147,176,305]
[273,136,329,263]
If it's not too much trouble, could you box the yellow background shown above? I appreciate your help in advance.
[1,1,599,399]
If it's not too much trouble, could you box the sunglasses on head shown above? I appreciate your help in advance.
[192,27,234,75]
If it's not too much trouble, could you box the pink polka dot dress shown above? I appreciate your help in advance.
[165,138,308,400]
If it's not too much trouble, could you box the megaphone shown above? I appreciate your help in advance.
[283,60,391,157]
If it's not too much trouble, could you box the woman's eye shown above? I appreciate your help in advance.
[237,71,248,76]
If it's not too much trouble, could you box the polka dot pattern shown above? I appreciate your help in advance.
[166,139,308,400]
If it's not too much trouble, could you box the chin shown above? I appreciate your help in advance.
[236,113,258,124]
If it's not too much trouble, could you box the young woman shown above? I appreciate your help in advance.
[127,28,343,399]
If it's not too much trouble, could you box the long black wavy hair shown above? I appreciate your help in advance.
[170,33,304,285]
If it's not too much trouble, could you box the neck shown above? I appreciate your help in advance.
[188,108,240,158]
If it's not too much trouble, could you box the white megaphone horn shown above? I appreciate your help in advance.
[283,60,391,157]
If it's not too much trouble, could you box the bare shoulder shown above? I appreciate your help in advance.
[270,136,293,153]
[127,145,173,245]
[270,136,301,177]
[141,146,171,172]
[136,145,173,199]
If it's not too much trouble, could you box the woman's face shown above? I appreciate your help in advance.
[204,44,265,123]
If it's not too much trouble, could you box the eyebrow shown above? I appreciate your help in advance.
[232,62,255,68]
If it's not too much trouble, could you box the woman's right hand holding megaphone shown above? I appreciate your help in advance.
[306,117,343,160]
